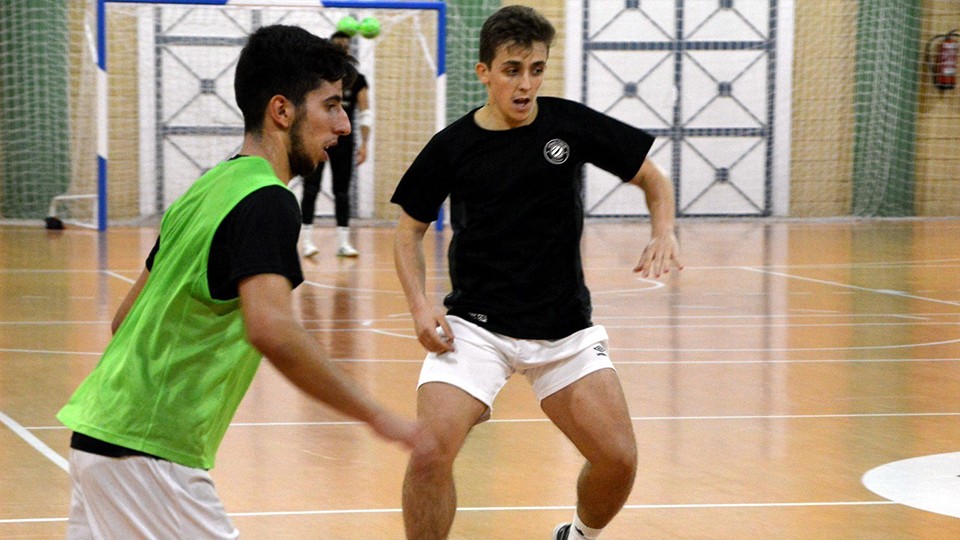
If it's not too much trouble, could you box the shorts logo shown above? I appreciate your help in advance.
[593,345,607,357]
[468,312,488,323]
[543,138,570,165]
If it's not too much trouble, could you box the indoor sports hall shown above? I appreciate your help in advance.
[1,1,959,538]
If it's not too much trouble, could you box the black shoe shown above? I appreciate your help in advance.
[553,523,572,540]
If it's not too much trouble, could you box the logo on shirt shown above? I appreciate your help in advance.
[468,312,488,323]
[593,345,607,357]
[543,138,570,165]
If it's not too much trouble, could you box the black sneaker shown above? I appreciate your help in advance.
[553,523,572,540]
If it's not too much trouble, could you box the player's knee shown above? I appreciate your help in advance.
[407,429,459,476]
[602,434,638,477]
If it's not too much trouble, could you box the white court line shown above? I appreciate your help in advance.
[0,348,101,356]
[228,500,898,517]
[0,321,109,326]
[3,312,955,327]
[614,337,960,352]
[0,410,68,472]
[0,500,897,524]
[438,411,960,423]
[28,411,960,432]
[103,270,136,284]
[602,321,960,329]
[303,279,403,295]
[3,320,956,330]
[593,313,948,320]
[368,328,416,339]
[4,346,958,365]
[612,357,960,365]
[740,267,960,308]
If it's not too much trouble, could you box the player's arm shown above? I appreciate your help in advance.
[111,268,149,335]
[354,87,371,165]
[238,272,422,448]
[629,158,683,278]
[393,209,454,353]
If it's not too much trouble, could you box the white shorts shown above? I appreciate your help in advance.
[418,316,614,420]
[66,449,239,540]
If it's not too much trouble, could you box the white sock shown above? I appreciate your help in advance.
[301,224,313,241]
[336,226,351,247]
[571,514,602,539]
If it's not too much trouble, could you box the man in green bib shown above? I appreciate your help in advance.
[57,24,427,539]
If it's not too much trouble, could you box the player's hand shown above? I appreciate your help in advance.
[413,310,455,353]
[356,143,368,166]
[634,232,683,278]
[368,412,436,454]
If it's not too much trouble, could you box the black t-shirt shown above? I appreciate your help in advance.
[391,97,654,339]
[146,184,304,299]
[343,73,368,120]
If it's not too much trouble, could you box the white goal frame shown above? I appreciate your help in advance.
[91,0,447,230]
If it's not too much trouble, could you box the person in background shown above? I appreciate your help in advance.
[300,30,372,258]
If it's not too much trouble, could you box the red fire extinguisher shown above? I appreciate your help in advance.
[927,29,958,90]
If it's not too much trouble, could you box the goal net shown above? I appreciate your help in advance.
[1,2,956,226]
[789,1,959,218]
[573,1,960,218]
[0,0,443,229]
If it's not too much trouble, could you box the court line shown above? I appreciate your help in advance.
[0,410,68,472]
[595,313,948,320]
[740,267,960,308]
[227,500,898,516]
[0,317,960,326]
[28,411,960,432]
[0,500,897,524]
[4,257,955,276]
[303,279,403,295]
[226,412,960,428]
[614,337,960,352]
[102,270,135,284]
[4,312,958,326]
[4,346,958,365]
[14,411,959,502]
[7,319,959,328]
[612,357,960,365]
[0,347,101,355]
[602,321,960,328]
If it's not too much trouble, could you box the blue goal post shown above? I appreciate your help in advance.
[94,0,447,231]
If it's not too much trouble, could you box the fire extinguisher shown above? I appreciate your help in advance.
[926,29,958,91]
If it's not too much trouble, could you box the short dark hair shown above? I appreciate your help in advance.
[235,25,357,132]
[478,5,556,66]
[330,30,352,40]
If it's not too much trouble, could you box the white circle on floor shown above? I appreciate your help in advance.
[862,452,960,518]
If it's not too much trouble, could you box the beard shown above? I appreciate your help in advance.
[288,113,318,179]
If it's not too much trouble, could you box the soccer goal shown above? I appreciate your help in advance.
[14,0,446,230]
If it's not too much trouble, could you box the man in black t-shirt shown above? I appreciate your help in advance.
[300,30,371,258]
[391,6,683,540]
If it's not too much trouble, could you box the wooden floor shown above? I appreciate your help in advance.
[2,218,960,539]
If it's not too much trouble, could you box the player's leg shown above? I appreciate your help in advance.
[541,369,636,537]
[404,316,514,539]
[522,328,635,539]
[300,165,323,257]
[330,142,357,256]
[403,382,487,540]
